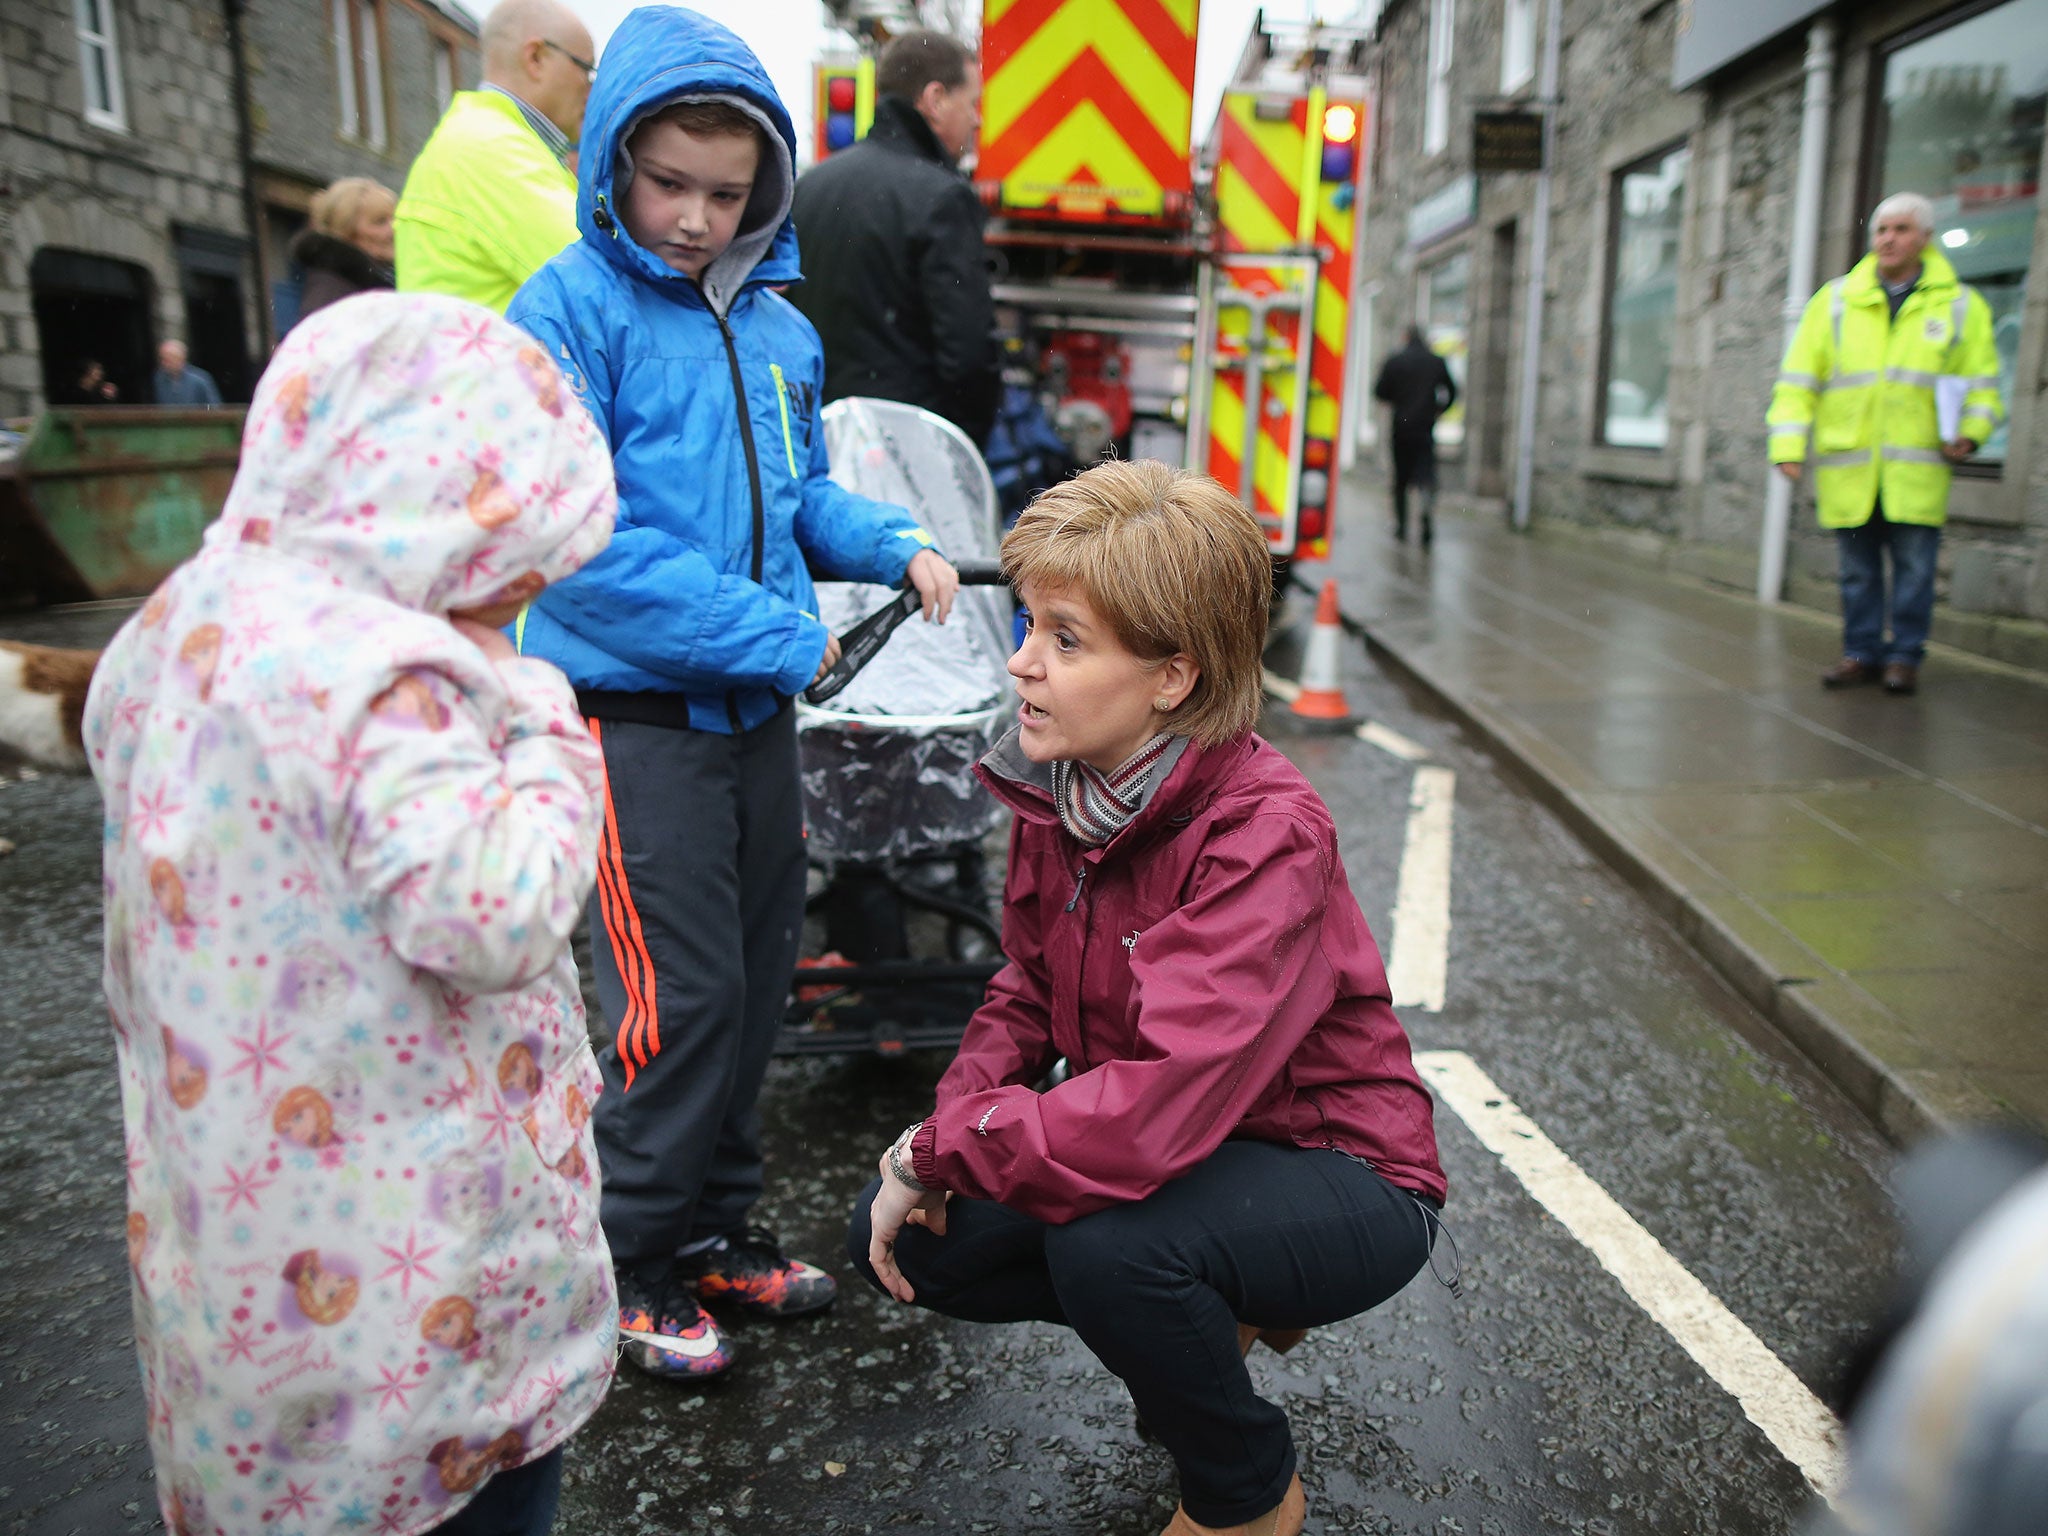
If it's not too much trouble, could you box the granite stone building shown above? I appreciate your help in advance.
[0,0,478,418]
[1355,0,2048,664]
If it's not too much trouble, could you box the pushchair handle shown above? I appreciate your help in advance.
[803,557,1009,706]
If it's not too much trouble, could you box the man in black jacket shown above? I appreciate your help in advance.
[790,30,999,446]
[1373,326,1459,546]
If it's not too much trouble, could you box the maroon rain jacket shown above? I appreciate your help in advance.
[908,729,1446,1222]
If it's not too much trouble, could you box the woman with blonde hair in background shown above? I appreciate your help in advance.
[291,176,398,319]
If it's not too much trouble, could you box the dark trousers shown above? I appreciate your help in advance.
[1838,504,1941,667]
[428,1449,562,1536]
[845,1141,1433,1526]
[586,707,808,1296]
[1390,424,1438,538]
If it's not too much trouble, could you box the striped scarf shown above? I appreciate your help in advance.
[1051,733,1176,847]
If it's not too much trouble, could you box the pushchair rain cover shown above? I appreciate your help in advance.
[797,399,1014,863]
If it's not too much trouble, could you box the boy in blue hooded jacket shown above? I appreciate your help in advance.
[507,5,959,1379]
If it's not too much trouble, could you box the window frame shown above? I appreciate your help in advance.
[332,0,390,148]
[1424,0,1455,158]
[1500,0,1537,93]
[74,0,128,133]
[1595,138,1691,451]
[433,39,456,115]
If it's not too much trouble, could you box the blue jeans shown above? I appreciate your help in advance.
[1837,506,1941,667]
[429,1449,562,1536]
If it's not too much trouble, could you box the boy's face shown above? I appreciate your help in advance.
[622,121,760,280]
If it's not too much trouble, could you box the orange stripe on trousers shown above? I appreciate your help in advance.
[587,719,661,1087]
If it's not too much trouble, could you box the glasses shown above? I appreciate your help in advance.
[541,39,596,82]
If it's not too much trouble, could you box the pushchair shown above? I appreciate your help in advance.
[779,399,1016,1056]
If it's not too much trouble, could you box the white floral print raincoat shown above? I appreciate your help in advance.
[84,292,620,1536]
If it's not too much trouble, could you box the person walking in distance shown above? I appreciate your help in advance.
[1769,192,2004,696]
[788,29,999,446]
[1373,325,1458,546]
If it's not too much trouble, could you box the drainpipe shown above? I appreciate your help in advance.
[221,0,269,357]
[1508,0,1563,531]
[1756,13,1836,602]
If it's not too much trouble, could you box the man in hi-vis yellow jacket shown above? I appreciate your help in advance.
[1768,192,2004,695]
[395,0,590,314]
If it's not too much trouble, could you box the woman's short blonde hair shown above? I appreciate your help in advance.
[1002,460,1271,747]
[308,177,396,242]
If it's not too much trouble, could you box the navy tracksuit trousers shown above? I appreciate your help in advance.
[583,706,808,1297]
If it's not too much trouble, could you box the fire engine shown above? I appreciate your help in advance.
[814,7,1372,566]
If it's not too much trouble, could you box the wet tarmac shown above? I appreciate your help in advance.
[0,595,1899,1535]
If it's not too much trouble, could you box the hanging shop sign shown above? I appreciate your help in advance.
[1473,110,1544,173]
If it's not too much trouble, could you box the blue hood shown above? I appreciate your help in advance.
[580,6,802,305]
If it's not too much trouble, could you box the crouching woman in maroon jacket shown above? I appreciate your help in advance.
[847,461,1449,1536]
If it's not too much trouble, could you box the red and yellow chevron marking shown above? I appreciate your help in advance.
[1210,91,1369,554]
[1204,262,1315,532]
[978,0,1197,221]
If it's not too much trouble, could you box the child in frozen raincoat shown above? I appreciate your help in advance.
[84,291,619,1536]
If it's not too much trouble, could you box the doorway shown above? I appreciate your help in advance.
[1476,220,1517,497]
[30,247,155,406]
[175,227,252,402]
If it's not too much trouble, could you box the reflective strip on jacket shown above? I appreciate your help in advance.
[1766,247,2003,529]
[395,91,579,314]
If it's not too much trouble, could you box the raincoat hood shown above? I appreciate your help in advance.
[206,292,615,613]
[579,6,801,308]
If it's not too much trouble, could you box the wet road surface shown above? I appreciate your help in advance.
[0,595,1897,1535]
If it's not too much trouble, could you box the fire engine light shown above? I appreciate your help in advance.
[1322,104,1358,144]
[1300,469,1329,508]
[1304,438,1332,470]
[826,113,858,150]
[1321,143,1354,182]
[827,76,857,113]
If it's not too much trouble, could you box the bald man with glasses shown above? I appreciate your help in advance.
[396,0,594,313]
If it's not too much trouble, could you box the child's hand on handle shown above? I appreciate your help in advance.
[907,549,959,624]
[451,616,519,662]
[811,633,844,688]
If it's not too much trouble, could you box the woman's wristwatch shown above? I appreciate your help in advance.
[887,1121,928,1192]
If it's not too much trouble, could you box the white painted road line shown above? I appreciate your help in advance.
[1356,719,1430,762]
[1414,1049,1847,1503]
[1386,766,1454,1012]
[1261,667,1303,704]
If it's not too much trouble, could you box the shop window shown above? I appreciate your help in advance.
[1501,0,1536,93]
[332,0,388,147]
[1874,0,2047,464]
[1425,0,1455,156]
[1419,249,1470,446]
[1599,142,1690,449]
[75,0,127,131]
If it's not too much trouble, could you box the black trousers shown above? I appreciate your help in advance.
[586,707,808,1296]
[1390,424,1438,536]
[846,1140,1433,1525]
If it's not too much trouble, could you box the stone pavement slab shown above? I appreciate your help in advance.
[1304,482,2048,1143]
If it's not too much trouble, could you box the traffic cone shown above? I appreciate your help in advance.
[1290,579,1352,721]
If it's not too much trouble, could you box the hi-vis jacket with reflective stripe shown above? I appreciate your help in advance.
[1767,248,2003,530]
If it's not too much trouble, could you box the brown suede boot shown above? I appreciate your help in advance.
[1159,1473,1306,1536]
